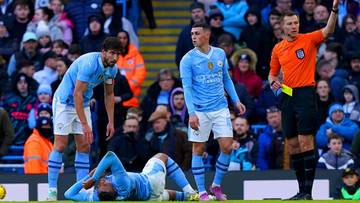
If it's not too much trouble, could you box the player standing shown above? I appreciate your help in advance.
[180,22,246,201]
[47,37,121,200]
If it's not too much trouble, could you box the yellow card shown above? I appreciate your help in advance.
[282,84,293,96]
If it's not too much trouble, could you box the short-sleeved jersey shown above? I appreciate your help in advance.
[269,29,324,88]
[54,52,118,107]
[180,46,238,114]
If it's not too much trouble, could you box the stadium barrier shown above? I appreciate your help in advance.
[0,170,343,201]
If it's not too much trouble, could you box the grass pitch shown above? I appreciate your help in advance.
[2,201,360,203]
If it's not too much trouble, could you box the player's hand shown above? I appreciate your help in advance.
[270,80,282,90]
[235,102,246,115]
[326,128,333,136]
[82,123,93,144]
[83,178,95,190]
[189,114,200,131]
[232,141,240,150]
[106,123,115,141]
[89,167,97,177]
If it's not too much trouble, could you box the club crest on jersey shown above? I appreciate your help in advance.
[208,61,214,69]
[217,60,223,67]
[295,49,305,59]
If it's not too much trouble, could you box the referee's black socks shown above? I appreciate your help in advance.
[303,150,316,195]
[291,153,305,194]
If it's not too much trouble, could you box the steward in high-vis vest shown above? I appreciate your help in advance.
[24,117,53,174]
[338,168,360,200]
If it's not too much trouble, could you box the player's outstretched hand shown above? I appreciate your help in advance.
[83,178,95,190]
[333,0,339,8]
[106,123,115,141]
[236,102,246,115]
[189,114,200,131]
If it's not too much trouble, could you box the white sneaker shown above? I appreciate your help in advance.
[46,188,57,201]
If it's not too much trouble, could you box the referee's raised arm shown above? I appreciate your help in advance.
[322,0,339,39]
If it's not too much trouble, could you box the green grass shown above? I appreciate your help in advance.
[3,201,360,203]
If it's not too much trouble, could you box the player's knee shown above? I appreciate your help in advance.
[192,143,206,155]
[54,142,67,152]
[221,145,233,154]
[76,142,90,153]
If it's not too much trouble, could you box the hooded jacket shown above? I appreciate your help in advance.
[317,149,354,169]
[169,87,187,123]
[343,84,360,122]
[316,104,359,151]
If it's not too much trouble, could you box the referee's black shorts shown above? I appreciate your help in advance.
[280,86,317,139]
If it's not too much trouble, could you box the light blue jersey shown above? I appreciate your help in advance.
[54,52,118,107]
[180,46,239,115]
[64,152,151,201]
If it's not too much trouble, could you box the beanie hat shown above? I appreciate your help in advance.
[36,20,51,38]
[37,84,52,96]
[37,103,52,117]
[328,103,344,116]
[190,2,205,12]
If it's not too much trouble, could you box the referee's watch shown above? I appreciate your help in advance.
[331,8,338,14]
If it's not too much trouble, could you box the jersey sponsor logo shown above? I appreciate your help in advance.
[295,48,305,59]
[217,60,223,67]
[194,71,223,84]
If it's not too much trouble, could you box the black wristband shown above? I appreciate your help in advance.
[331,8,338,13]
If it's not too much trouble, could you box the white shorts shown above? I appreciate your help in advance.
[52,98,92,135]
[141,158,166,201]
[188,108,233,142]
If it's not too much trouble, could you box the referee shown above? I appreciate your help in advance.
[268,0,339,200]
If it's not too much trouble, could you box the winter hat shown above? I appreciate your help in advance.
[190,2,205,12]
[37,84,52,96]
[328,103,344,116]
[209,9,224,20]
[14,73,31,85]
[22,32,37,43]
[0,18,9,30]
[88,14,104,25]
[36,20,51,38]
[342,168,359,177]
[343,84,359,102]
[37,103,52,116]
[239,54,251,62]
[102,0,116,8]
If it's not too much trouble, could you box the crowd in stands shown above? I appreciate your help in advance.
[0,0,359,186]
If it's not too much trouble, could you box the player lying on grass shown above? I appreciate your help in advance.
[64,151,199,201]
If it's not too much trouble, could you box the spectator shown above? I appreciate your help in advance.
[269,22,284,48]
[228,116,257,171]
[93,71,133,158]
[12,60,39,94]
[79,15,109,54]
[35,21,52,54]
[257,106,285,170]
[0,107,15,158]
[107,116,147,172]
[349,55,360,91]
[240,6,272,80]
[299,0,317,33]
[49,0,74,45]
[317,133,354,169]
[208,9,232,47]
[304,4,329,33]
[217,33,236,69]
[213,0,249,40]
[52,39,69,57]
[33,51,58,85]
[0,0,14,17]
[7,32,43,77]
[337,14,357,44]
[316,79,334,125]
[51,57,71,93]
[27,7,63,41]
[343,85,359,119]
[261,0,292,27]
[101,0,139,48]
[175,2,206,67]
[169,87,188,132]
[336,168,360,200]
[255,81,280,123]
[316,103,359,153]
[0,56,7,97]
[1,73,36,145]
[143,106,192,170]
[343,14,360,61]
[116,30,146,108]
[0,18,18,62]
[231,50,263,98]
[24,116,54,174]
[28,85,52,129]
[5,0,33,43]
[316,59,348,102]
[140,69,181,131]
[266,9,281,30]
[64,0,102,42]
[322,42,343,69]
[66,44,81,62]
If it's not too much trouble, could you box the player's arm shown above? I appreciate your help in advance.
[93,151,127,180]
[179,55,195,116]
[64,175,92,201]
[322,0,339,39]
[104,81,115,140]
[268,46,282,90]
